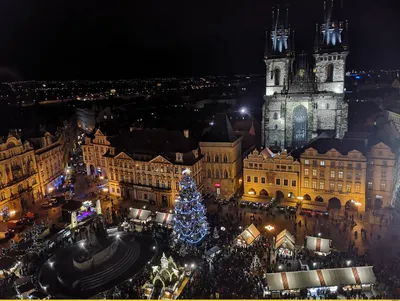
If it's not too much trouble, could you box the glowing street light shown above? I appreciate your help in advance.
[240,107,247,114]
[278,265,283,270]
[190,263,195,269]
[80,241,85,248]
[265,225,275,231]
[346,260,352,266]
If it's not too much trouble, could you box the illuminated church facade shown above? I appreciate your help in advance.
[261,1,349,149]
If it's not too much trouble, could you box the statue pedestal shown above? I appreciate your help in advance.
[73,239,119,271]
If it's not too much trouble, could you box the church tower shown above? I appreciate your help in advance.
[313,0,349,94]
[264,6,294,96]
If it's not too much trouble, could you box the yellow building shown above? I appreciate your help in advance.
[299,140,367,212]
[104,129,203,208]
[243,148,300,202]
[366,142,396,209]
[200,114,243,198]
[82,127,117,178]
[29,132,65,196]
[0,132,40,220]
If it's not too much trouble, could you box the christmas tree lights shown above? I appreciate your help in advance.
[172,169,209,246]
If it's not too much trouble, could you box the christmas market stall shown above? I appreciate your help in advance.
[155,211,175,228]
[275,229,296,258]
[61,199,101,229]
[128,208,152,231]
[305,236,332,256]
[236,223,261,247]
[265,266,376,298]
[143,253,188,300]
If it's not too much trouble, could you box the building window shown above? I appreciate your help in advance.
[292,180,296,187]
[346,184,351,192]
[215,155,219,163]
[338,171,343,179]
[338,161,344,168]
[254,177,258,183]
[224,170,228,178]
[367,181,373,189]
[312,169,317,177]
[215,170,220,178]
[383,160,388,167]
[223,155,228,163]
[330,170,335,178]
[319,170,324,177]
[319,181,325,190]
[320,161,325,166]
[156,179,160,187]
[356,163,361,169]
[355,185,360,193]
[274,68,281,86]
[380,182,386,191]
[305,159,310,165]
[261,177,266,184]
[329,182,335,190]
[273,112,278,120]
[304,179,309,188]
[326,103,330,109]
[284,179,288,186]
[347,171,352,179]
[381,169,386,178]
[117,188,120,194]
[274,124,278,130]
[276,178,281,185]
[312,180,317,189]
[207,169,212,178]
[337,183,343,191]
[304,168,309,176]
[348,163,353,168]
[326,64,334,82]
[247,176,251,182]
[331,161,336,167]
[206,154,210,162]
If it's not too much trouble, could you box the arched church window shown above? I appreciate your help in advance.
[326,103,330,109]
[273,112,278,120]
[215,170,220,178]
[223,155,228,163]
[215,154,219,163]
[207,169,212,178]
[326,64,334,82]
[274,125,278,130]
[270,70,274,80]
[274,69,281,86]
[224,170,228,178]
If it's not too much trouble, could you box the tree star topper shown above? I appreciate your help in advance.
[182,168,191,175]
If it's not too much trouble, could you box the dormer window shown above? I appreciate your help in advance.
[176,153,183,162]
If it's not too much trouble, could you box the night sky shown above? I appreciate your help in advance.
[0,0,398,80]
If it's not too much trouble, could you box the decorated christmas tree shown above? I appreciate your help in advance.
[250,254,262,273]
[172,169,209,247]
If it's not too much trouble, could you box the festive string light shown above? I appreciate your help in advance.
[171,172,209,245]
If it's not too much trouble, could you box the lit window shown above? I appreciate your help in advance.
[329,182,335,190]
[320,161,325,166]
[330,170,335,178]
[337,183,343,191]
[304,160,310,165]
[380,182,386,191]
[304,168,309,176]
[319,182,325,190]
[367,181,373,189]
[312,169,317,177]
[355,185,360,193]
[338,171,343,179]
[346,184,351,192]
[312,180,317,189]
[304,179,309,188]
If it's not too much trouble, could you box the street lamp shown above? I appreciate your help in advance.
[240,107,247,114]
[265,225,275,231]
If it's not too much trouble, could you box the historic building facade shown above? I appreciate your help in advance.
[200,114,243,198]
[243,148,300,201]
[366,142,396,209]
[28,132,65,196]
[0,132,40,220]
[299,144,367,212]
[103,129,203,208]
[261,3,348,149]
[82,128,114,178]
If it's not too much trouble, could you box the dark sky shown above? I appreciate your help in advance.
[0,0,398,80]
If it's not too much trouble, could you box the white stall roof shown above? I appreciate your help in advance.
[128,208,152,221]
[275,229,296,251]
[237,224,260,245]
[306,236,331,253]
[155,212,175,225]
[267,266,376,291]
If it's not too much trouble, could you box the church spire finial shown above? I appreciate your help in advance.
[285,5,289,28]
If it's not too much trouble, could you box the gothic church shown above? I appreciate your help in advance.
[261,1,349,149]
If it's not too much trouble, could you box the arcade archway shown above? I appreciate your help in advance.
[259,189,268,196]
[327,197,341,210]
